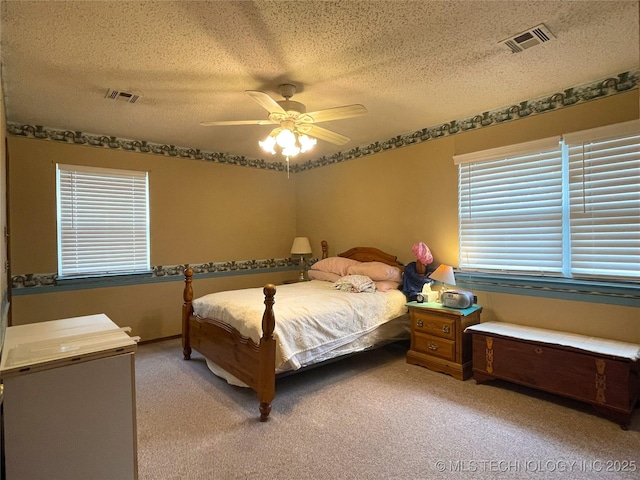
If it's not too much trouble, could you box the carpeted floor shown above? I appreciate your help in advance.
[135,338,640,479]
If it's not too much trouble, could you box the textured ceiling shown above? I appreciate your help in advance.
[1,1,638,163]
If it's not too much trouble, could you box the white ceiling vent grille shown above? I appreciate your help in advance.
[105,89,141,104]
[500,23,555,54]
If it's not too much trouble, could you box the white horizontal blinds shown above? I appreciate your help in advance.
[565,120,640,280]
[57,164,150,277]
[457,138,563,274]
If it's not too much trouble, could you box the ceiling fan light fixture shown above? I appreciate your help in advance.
[275,128,296,149]
[259,127,312,158]
[298,134,316,152]
[282,145,301,157]
[259,134,277,154]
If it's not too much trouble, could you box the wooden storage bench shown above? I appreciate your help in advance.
[466,322,640,429]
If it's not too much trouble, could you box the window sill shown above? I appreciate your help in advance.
[454,271,640,307]
[56,271,154,287]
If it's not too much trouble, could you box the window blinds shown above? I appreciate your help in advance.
[564,120,640,280]
[57,164,150,278]
[455,120,639,282]
[457,138,563,274]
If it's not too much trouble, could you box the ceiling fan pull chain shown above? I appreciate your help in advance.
[286,156,290,179]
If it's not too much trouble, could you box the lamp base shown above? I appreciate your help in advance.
[297,255,307,281]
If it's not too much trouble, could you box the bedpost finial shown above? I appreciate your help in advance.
[262,283,276,339]
[264,283,276,298]
[184,267,194,303]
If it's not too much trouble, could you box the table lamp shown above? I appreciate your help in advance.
[290,237,312,281]
[428,264,456,301]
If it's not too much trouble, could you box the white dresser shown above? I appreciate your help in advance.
[0,314,139,480]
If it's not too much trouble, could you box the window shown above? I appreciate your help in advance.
[56,164,150,278]
[455,120,639,282]
[565,123,639,280]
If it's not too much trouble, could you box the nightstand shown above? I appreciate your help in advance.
[406,301,482,380]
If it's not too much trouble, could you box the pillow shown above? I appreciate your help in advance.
[375,280,401,292]
[308,270,341,282]
[311,256,361,276]
[333,275,376,293]
[347,261,402,282]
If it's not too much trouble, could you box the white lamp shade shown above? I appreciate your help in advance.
[429,264,456,286]
[290,237,312,255]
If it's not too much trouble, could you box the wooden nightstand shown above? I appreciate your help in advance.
[406,302,482,380]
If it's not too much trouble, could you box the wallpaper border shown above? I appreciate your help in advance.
[12,262,640,307]
[11,257,306,294]
[7,70,638,174]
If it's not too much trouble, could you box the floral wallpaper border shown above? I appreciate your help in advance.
[11,257,314,290]
[7,70,637,174]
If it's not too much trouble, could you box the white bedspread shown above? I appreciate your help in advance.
[192,280,408,371]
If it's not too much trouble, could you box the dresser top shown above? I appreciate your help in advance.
[406,301,482,316]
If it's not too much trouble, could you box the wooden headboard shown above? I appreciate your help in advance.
[338,246,403,268]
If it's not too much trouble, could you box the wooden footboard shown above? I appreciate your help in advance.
[182,268,276,421]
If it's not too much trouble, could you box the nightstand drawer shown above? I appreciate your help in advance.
[413,332,455,361]
[411,311,455,340]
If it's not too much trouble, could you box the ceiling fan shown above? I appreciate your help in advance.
[200,84,367,157]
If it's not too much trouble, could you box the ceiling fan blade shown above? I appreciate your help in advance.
[246,90,287,115]
[305,125,350,145]
[304,104,367,123]
[200,119,274,126]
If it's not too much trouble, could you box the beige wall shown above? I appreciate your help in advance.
[7,90,640,343]
[8,138,298,338]
[296,91,640,343]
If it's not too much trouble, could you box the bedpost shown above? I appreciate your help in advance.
[321,240,329,259]
[182,267,194,360]
[258,283,277,421]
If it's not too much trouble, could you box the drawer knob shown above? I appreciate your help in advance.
[428,342,438,351]
[443,325,450,334]
[417,320,423,327]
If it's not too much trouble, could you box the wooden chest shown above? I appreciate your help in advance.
[467,322,640,429]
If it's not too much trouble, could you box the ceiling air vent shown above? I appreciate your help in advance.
[500,23,555,54]
[105,89,141,104]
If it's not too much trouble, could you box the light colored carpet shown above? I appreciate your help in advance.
[135,338,640,479]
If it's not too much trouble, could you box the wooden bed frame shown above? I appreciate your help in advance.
[182,240,404,421]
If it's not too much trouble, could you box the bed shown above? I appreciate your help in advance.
[181,241,409,421]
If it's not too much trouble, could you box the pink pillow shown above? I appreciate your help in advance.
[347,261,402,282]
[311,257,361,276]
[308,270,341,282]
[375,280,401,292]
